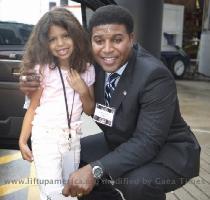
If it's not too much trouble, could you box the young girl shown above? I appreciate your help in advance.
[19,7,95,200]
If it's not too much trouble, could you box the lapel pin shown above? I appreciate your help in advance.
[123,91,127,96]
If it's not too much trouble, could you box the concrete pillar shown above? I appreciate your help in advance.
[115,0,163,58]
[60,0,68,6]
[198,0,210,76]
[49,2,57,10]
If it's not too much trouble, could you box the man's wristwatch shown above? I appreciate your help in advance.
[90,161,104,180]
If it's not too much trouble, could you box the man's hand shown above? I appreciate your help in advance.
[62,164,96,198]
[19,69,41,97]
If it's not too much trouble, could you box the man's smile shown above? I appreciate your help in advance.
[102,57,117,65]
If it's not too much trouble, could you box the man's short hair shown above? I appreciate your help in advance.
[88,5,134,34]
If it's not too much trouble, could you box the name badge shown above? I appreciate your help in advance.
[93,103,116,127]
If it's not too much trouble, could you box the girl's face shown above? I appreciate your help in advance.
[48,25,74,68]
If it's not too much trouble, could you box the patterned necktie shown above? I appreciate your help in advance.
[105,73,120,106]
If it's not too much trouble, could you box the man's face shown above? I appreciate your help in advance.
[91,24,134,73]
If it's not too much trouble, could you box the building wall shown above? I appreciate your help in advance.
[164,0,196,11]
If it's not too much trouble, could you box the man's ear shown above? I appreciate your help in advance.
[129,32,135,46]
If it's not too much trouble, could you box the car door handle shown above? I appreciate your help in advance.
[9,53,17,59]
[11,68,21,77]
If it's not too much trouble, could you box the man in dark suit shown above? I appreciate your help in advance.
[20,5,200,200]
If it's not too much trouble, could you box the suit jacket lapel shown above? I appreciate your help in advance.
[110,49,137,110]
[95,64,106,105]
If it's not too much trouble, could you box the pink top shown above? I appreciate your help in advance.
[32,64,95,128]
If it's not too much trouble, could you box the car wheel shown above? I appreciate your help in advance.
[170,56,186,79]
[160,56,167,67]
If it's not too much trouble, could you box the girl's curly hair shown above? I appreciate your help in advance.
[21,7,92,73]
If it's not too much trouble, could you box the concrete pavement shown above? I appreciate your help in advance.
[166,80,210,200]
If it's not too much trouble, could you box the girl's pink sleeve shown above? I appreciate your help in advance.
[82,64,95,86]
[34,64,49,87]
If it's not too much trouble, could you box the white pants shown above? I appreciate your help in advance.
[31,122,81,200]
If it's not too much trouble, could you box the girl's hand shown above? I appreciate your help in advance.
[67,68,88,96]
[19,142,33,162]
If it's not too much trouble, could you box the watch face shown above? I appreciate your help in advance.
[93,166,103,179]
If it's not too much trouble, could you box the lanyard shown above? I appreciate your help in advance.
[57,66,75,139]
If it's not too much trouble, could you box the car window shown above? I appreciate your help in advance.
[19,27,32,43]
[0,28,20,45]
[0,22,33,45]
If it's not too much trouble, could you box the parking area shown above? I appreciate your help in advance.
[166,80,210,200]
[0,80,210,200]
